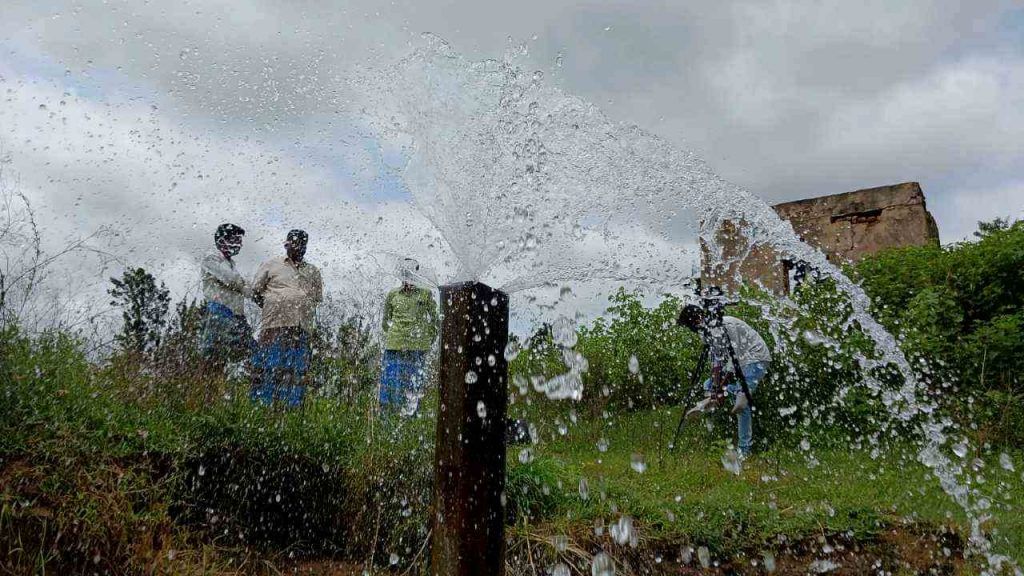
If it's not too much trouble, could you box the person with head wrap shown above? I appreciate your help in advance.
[199,223,253,379]
[379,258,438,413]
[250,229,323,408]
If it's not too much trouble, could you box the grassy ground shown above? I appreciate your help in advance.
[2,329,1022,574]
[502,404,1024,574]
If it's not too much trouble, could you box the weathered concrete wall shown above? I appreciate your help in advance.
[773,182,939,264]
[702,182,940,294]
[701,219,792,295]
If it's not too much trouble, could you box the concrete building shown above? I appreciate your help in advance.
[703,182,940,294]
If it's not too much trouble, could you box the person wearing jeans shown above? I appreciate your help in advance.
[380,258,438,414]
[199,223,253,384]
[250,229,323,408]
[677,304,772,457]
[701,360,770,455]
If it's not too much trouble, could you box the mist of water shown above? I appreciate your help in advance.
[348,34,1019,574]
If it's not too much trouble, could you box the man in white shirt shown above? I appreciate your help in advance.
[199,223,253,377]
[677,303,772,456]
[250,229,323,408]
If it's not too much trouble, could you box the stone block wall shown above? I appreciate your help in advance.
[702,182,940,294]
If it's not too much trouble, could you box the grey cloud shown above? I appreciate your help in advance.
[1,0,1022,328]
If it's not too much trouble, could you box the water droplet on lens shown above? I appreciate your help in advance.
[504,341,520,361]
[952,442,968,459]
[1000,453,1015,472]
[763,551,776,572]
[630,453,647,474]
[721,448,742,475]
[551,563,570,576]
[610,515,637,547]
[698,546,711,568]
[591,552,614,576]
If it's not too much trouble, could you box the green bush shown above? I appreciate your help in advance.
[0,323,433,571]
[507,220,1023,450]
[509,289,702,417]
[853,219,1024,442]
[576,290,699,410]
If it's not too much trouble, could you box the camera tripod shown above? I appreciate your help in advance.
[666,296,754,455]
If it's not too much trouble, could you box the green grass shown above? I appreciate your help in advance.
[3,326,1023,573]
[510,405,1024,561]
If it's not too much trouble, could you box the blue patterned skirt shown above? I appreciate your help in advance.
[380,349,427,410]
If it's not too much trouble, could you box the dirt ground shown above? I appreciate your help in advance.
[282,561,370,575]
[280,524,969,576]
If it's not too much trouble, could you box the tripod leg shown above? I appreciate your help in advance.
[715,323,753,406]
[667,344,708,453]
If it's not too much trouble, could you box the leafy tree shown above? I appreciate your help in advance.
[854,219,1024,387]
[974,217,1011,238]
[171,298,204,338]
[308,313,381,400]
[108,267,170,353]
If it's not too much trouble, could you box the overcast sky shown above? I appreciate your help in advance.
[2,0,1023,330]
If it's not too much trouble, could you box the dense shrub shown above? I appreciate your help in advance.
[509,220,1024,450]
[509,290,703,418]
[575,291,699,410]
[0,324,432,572]
[853,219,1024,443]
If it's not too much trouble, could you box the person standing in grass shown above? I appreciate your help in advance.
[250,229,323,408]
[199,223,253,381]
[678,303,771,457]
[379,258,438,413]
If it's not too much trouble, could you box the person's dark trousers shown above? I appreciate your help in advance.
[199,302,253,402]
[251,326,311,408]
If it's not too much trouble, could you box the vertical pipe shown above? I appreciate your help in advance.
[431,282,509,576]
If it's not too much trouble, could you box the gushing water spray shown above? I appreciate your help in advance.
[349,34,1020,574]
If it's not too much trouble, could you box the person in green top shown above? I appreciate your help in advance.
[380,258,438,412]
